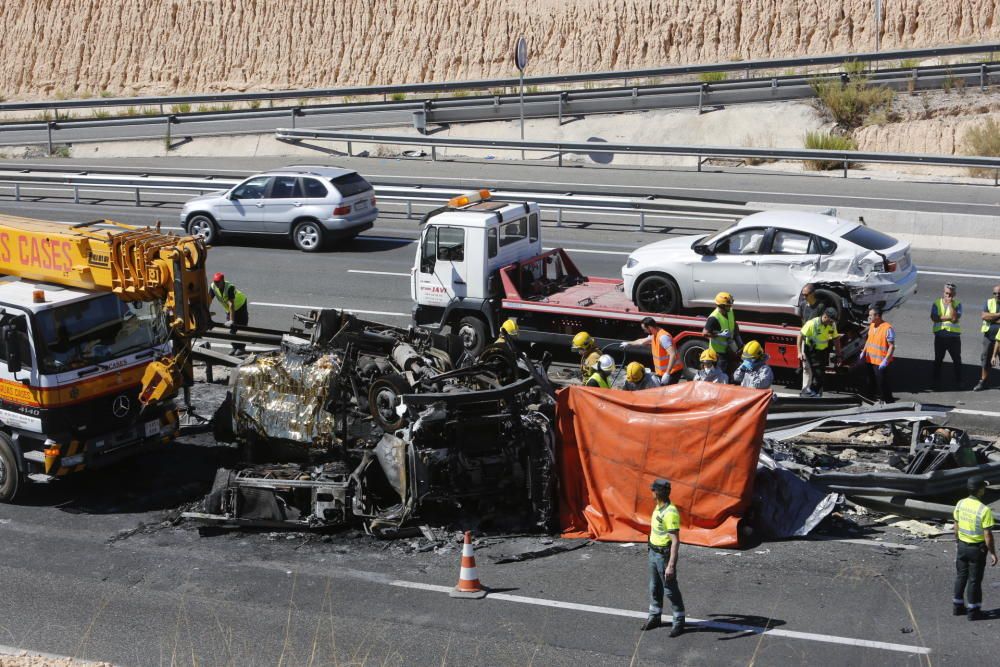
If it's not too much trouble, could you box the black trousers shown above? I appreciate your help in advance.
[954,541,988,607]
[230,304,249,353]
[804,348,829,393]
[866,363,894,402]
[933,335,962,384]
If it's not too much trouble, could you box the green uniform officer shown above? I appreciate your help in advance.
[642,478,685,637]
[210,272,249,355]
[953,476,997,620]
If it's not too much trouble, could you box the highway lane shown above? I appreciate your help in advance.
[1,196,1000,418]
[3,154,998,216]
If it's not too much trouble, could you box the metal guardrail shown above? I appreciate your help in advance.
[0,169,754,232]
[1,63,995,153]
[274,129,1000,182]
[0,42,995,113]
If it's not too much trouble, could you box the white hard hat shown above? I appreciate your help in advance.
[598,354,615,372]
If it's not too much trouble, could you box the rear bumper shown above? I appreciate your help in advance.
[322,208,378,236]
[847,266,919,311]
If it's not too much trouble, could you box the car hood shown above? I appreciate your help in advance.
[182,190,227,207]
[628,234,705,261]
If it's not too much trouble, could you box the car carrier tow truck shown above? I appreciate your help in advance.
[0,214,209,502]
[410,190,865,377]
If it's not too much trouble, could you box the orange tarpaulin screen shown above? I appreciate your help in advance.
[557,382,771,548]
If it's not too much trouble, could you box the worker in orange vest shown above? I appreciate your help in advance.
[623,317,684,385]
[859,306,896,404]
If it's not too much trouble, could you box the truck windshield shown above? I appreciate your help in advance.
[33,295,170,373]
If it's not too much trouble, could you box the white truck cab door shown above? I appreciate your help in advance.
[414,225,468,307]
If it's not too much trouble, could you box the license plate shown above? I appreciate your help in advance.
[145,420,160,438]
[354,201,368,212]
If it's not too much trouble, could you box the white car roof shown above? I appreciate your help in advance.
[736,210,859,238]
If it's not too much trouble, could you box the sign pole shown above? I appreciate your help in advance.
[514,36,528,161]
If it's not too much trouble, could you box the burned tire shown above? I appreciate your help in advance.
[456,315,489,357]
[677,338,710,380]
[0,432,21,503]
[634,274,681,314]
[368,374,411,431]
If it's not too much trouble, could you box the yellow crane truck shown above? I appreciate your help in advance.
[0,214,209,501]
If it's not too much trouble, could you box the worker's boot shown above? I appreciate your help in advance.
[669,617,685,638]
[973,380,987,392]
[968,607,984,621]
[953,602,967,616]
[640,615,661,631]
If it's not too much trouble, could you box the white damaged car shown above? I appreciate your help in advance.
[621,210,918,321]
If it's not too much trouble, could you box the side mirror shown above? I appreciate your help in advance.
[693,244,712,256]
[3,325,22,374]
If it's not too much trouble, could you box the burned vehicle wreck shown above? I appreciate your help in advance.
[190,310,557,535]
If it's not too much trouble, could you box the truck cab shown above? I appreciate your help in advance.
[411,190,542,354]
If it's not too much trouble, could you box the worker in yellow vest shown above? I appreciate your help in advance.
[210,272,249,355]
[571,331,602,383]
[974,284,1000,391]
[624,317,683,385]
[798,307,842,398]
[586,355,615,388]
[642,478,685,637]
[930,282,962,389]
[702,292,742,375]
[953,476,997,621]
[859,306,896,403]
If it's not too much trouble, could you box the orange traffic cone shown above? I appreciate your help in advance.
[450,531,488,598]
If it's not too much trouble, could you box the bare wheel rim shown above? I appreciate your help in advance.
[373,385,399,422]
[296,223,320,250]
[457,323,480,350]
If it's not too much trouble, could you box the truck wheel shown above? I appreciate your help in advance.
[457,316,488,357]
[0,433,21,503]
[292,220,325,252]
[635,274,681,314]
[187,215,221,245]
[677,338,709,380]
[368,374,411,431]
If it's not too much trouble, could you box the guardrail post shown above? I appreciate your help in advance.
[347,141,353,157]
[843,157,849,178]
[558,92,568,126]
[556,208,562,227]
[558,148,563,167]
[639,210,646,232]
[982,63,988,91]
[165,114,175,150]
[406,200,412,219]
[698,84,707,114]
[14,183,20,201]
[697,157,703,172]
[73,185,79,204]
[46,121,54,156]
[135,187,141,206]
[431,145,437,161]
[771,78,778,90]
[291,107,300,128]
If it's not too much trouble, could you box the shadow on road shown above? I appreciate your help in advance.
[693,613,787,640]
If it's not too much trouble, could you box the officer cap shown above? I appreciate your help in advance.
[651,478,671,494]
[823,307,838,320]
[968,476,989,492]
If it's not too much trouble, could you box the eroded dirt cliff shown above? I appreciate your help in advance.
[2,0,998,99]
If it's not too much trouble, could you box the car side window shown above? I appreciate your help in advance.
[770,230,812,255]
[528,212,539,243]
[268,176,301,199]
[436,227,465,262]
[716,228,766,255]
[500,218,527,247]
[302,178,328,198]
[487,228,498,258]
[811,236,837,254]
[230,176,269,199]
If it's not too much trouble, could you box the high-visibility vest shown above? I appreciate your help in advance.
[955,496,993,544]
[211,281,247,313]
[801,317,838,351]
[588,371,610,389]
[580,349,601,381]
[982,298,998,334]
[651,328,683,376]
[649,502,680,547]
[708,308,736,354]
[933,298,961,334]
[863,322,894,365]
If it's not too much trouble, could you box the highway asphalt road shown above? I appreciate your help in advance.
[1,159,999,665]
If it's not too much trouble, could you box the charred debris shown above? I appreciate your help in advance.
[187,310,557,536]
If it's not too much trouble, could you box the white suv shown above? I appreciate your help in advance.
[621,210,917,321]
[180,165,378,252]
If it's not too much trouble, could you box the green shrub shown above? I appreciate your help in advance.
[452,89,470,98]
[91,109,111,119]
[810,76,894,129]
[52,145,71,158]
[699,71,727,83]
[124,106,138,116]
[803,131,856,170]
[140,106,159,116]
[898,58,919,69]
[389,92,407,102]
[99,89,114,98]
[247,100,262,109]
[962,118,1000,177]
[842,60,866,75]
[170,103,191,114]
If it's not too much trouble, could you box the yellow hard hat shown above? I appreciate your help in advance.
[571,331,593,351]
[742,340,764,360]
[715,292,734,306]
[626,361,645,383]
[699,348,718,363]
[501,318,519,337]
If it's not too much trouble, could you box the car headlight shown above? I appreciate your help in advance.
[625,257,638,269]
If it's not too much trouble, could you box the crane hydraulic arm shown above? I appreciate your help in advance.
[0,214,210,404]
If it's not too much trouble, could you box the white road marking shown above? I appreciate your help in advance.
[544,246,630,256]
[253,301,407,317]
[0,643,114,665]
[386,579,930,655]
[822,538,919,551]
[951,408,1000,418]
[919,270,1000,280]
[347,269,410,277]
